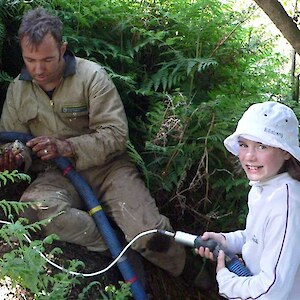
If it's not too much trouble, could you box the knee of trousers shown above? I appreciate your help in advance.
[20,195,71,230]
[40,208,102,242]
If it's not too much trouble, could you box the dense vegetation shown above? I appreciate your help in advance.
[0,0,297,297]
[0,0,295,230]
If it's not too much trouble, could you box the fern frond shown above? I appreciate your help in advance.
[0,71,13,84]
[0,200,30,216]
[127,141,150,187]
[24,212,63,233]
[151,56,217,91]
[0,170,31,187]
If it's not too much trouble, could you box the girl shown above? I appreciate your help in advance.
[196,101,300,299]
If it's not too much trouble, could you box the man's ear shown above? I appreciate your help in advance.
[60,41,68,58]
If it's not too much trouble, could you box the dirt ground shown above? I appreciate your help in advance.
[0,181,225,300]
[47,241,223,300]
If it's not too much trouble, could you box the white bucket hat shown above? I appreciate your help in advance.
[224,101,300,162]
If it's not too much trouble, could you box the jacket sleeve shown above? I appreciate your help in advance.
[222,229,246,254]
[0,82,33,171]
[0,81,32,133]
[66,68,129,171]
[216,186,300,300]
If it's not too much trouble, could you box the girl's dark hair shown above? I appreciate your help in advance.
[18,7,63,49]
[282,156,300,181]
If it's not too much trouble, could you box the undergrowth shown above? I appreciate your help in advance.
[0,0,294,235]
[0,170,132,299]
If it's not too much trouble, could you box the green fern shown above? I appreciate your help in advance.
[0,0,292,249]
[0,236,82,298]
[0,170,31,187]
[127,141,150,187]
[0,212,64,246]
[0,199,29,217]
[150,56,217,91]
[0,70,13,84]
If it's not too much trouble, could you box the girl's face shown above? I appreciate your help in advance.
[238,137,291,181]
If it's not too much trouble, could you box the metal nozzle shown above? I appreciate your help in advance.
[157,229,175,238]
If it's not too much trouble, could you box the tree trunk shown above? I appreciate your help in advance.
[253,0,300,55]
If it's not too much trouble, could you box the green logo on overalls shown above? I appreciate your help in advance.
[61,105,87,113]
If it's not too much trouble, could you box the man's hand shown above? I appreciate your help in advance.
[26,136,74,160]
[0,149,24,171]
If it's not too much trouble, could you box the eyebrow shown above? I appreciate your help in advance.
[23,55,56,60]
[238,139,264,145]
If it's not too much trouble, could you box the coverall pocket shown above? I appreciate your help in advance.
[18,100,38,124]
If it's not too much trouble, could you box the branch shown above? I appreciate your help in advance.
[253,0,300,55]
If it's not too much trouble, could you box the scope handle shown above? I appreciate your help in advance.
[194,236,252,276]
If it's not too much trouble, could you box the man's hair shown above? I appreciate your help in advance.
[18,7,63,48]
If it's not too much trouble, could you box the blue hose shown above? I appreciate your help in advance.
[226,257,252,277]
[0,131,148,300]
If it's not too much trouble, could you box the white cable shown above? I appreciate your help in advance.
[0,219,158,277]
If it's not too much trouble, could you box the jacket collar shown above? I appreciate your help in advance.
[249,172,291,187]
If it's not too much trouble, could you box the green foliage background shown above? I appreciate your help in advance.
[0,0,296,234]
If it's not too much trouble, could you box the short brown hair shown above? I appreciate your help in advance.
[18,7,63,49]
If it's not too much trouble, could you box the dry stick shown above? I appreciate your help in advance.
[203,113,215,208]
[154,94,174,147]
[186,203,232,222]
[161,105,199,178]
[209,5,258,58]
[169,113,215,203]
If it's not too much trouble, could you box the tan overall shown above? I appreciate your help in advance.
[0,54,185,276]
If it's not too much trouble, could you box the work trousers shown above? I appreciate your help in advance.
[20,158,186,276]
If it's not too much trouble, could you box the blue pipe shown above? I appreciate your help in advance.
[226,257,252,277]
[0,131,148,300]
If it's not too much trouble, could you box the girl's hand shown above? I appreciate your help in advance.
[216,250,226,272]
[194,232,226,261]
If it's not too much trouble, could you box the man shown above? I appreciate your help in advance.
[0,7,209,288]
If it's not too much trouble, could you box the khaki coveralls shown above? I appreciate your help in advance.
[0,52,185,276]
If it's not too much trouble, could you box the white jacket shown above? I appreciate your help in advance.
[218,172,300,300]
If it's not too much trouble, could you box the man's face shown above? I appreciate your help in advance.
[20,33,66,90]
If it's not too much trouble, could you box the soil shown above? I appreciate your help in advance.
[0,181,225,300]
